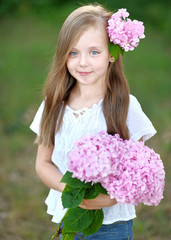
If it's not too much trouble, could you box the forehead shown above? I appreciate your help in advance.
[72,26,108,48]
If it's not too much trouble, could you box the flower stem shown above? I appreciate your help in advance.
[51,210,68,239]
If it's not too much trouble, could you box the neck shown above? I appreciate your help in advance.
[73,82,106,100]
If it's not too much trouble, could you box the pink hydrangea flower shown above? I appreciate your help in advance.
[68,131,165,206]
[106,8,145,52]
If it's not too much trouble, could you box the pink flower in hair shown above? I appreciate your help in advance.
[106,9,145,59]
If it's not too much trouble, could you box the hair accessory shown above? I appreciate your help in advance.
[106,8,145,61]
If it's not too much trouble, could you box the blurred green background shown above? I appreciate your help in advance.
[0,0,171,239]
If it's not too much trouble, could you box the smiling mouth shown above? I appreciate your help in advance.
[78,72,92,76]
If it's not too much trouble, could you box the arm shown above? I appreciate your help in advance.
[79,194,117,210]
[35,144,66,192]
[36,145,116,209]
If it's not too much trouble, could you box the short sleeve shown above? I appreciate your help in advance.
[127,95,157,142]
[30,101,45,136]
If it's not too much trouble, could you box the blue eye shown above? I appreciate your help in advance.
[91,50,99,55]
[91,51,98,55]
[90,50,100,55]
[69,51,78,56]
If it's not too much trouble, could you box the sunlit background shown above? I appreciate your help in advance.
[0,0,171,239]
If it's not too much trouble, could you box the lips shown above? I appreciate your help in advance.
[78,72,92,76]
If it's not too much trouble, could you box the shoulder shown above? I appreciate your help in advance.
[127,93,148,121]
[129,94,141,109]
[30,100,45,135]
[127,94,157,141]
[128,94,145,118]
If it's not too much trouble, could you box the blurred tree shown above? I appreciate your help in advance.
[0,0,170,35]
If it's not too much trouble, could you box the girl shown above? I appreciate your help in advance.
[30,4,156,240]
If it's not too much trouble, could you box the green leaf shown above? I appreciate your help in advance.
[64,207,94,232]
[61,171,91,188]
[108,42,124,61]
[82,209,104,236]
[94,183,108,195]
[84,182,107,199]
[62,231,75,240]
[84,183,107,199]
[84,186,100,199]
[62,185,86,208]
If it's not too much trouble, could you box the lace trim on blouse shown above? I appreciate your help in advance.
[65,98,103,118]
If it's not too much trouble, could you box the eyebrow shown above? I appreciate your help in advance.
[71,46,103,50]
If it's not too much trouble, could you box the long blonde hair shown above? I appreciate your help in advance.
[37,4,130,147]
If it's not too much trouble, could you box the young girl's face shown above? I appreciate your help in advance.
[66,26,112,88]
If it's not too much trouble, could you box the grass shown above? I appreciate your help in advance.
[0,9,171,240]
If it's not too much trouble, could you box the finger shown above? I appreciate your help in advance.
[79,204,86,209]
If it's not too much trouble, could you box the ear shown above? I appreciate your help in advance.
[109,55,114,63]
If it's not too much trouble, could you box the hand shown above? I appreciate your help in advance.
[79,194,117,210]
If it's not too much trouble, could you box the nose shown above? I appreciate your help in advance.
[79,54,89,67]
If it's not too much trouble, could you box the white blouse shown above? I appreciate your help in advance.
[30,94,157,224]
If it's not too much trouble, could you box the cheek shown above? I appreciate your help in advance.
[66,60,72,73]
[95,56,110,70]
[66,59,75,72]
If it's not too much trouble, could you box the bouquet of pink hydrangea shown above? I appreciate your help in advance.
[68,131,165,205]
[106,8,145,60]
[52,131,165,240]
